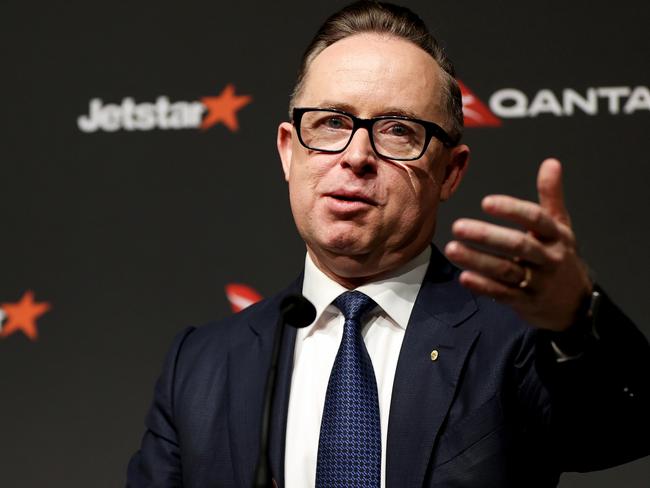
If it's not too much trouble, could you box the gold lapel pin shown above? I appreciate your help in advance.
[430,349,439,362]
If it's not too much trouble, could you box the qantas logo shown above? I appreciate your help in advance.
[0,291,51,341]
[459,81,650,127]
[78,84,252,133]
[458,81,501,127]
[225,283,263,313]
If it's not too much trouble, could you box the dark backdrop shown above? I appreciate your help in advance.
[1,1,648,486]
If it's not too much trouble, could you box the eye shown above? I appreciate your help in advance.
[389,124,409,136]
[382,122,413,137]
[323,115,348,130]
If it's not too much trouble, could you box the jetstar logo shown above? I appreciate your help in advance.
[0,291,51,341]
[459,81,650,127]
[78,84,252,133]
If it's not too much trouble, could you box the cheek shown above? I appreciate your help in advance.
[383,162,433,204]
[384,165,440,226]
[287,157,331,220]
[287,166,312,204]
[291,153,332,189]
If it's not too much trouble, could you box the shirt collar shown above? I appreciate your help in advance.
[301,247,431,338]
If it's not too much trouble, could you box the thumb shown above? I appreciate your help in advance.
[537,158,571,226]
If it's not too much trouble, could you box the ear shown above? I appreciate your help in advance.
[277,122,294,182]
[439,144,470,201]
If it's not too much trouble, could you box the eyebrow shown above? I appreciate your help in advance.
[315,101,423,120]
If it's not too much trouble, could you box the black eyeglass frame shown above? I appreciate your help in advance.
[292,107,458,161]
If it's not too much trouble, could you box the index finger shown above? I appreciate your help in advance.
[482,195,560,241]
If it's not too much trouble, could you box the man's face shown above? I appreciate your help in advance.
[277,33,469,285]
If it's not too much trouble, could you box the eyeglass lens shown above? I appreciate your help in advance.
[300,110,426,159]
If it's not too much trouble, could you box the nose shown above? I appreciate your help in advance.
[340,127,378,175]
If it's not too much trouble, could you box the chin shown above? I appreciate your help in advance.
[304,220,364,251]
[321,234,369,254]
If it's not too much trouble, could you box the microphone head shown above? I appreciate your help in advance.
[280,294,316,329]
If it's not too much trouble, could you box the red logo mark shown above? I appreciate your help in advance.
[225,283,263,313]
[201,84,253,132]
[458,80,501,128]
[0,291,51,341]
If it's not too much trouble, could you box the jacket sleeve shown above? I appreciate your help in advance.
[533,289,650,472]
[126,326,196,488]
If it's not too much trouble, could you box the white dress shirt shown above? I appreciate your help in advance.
[284,247,431,488]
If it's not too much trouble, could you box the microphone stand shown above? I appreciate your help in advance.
[253,295,316,488]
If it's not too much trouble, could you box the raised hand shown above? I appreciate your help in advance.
[445,158,593,331]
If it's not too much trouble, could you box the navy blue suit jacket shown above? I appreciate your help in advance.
[127,248,650,487]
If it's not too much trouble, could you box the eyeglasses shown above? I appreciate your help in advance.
[292,107,458,161]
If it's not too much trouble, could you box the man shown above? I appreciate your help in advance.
[127,2,649,487]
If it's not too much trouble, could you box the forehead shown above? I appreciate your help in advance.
[299,33,445,121]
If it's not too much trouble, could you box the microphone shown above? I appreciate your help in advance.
[280,295,317,329]
[253,294,316,488]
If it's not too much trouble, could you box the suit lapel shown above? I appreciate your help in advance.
[227,277,302,488]
[386,248,479,488]
[227,317,269,488]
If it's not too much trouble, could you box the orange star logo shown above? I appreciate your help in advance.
[201,84,252,132]
[0,291,51,341]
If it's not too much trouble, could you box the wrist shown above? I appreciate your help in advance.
[550,284,602,359]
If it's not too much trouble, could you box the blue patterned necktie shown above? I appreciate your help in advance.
[315,291,381,488]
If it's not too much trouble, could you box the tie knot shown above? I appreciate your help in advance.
[333,291,376,323]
